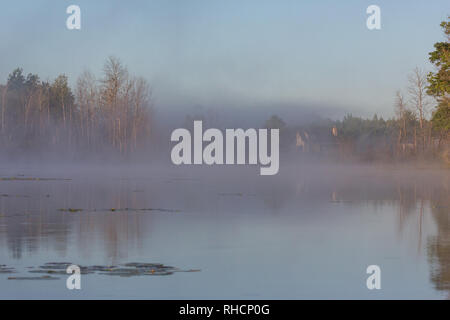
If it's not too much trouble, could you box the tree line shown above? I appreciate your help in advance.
[0,17,448,163]
[0,56,153,156]
[265,17,449,163]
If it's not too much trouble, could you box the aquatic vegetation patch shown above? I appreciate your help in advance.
[1,194,31,198]
[0,265,16,274]
[111,208,181,213]
[8,275,59,280]
[5,262,200,280]
[0,177,71,181]
[58,208,181,213]
[58,208,83,213]
[95,262,200,277]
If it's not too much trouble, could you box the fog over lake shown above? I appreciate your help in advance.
[0,0,449,301]
[0,163,448,299]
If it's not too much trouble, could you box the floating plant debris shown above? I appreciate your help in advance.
[432,204,448,208]
[96,263,181,277]
[0,265,16,274]
[28,269,68,275]
[123,262,166,268]
[329,200,354,203]
[0,177,71,181]
[2,262,199,280]
[58,208,83,213]
[99,268,174,277]
[10,262,200,279]
[0,194,50,199]
[100,208,181,213]
[218,193,257,197]
[8,275,59,280]
[59,208,180,213]
[112,208,181,213]
[1,194,31,198]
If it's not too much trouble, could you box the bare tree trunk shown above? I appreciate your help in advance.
[414,126,417,154]
[408,67,430,155]
[1,84,7,134]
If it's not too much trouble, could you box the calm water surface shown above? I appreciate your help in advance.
[0,164,448,299]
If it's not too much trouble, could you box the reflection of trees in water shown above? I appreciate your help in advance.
[392,175,450,296]
[0,197,71,259]
[1,167,449,295]
[288,169,450,296]
[396,185,420,231]
[376,176,450,294]
[261,182,295,212]
[427,181,450,294]
[0,179,150,262]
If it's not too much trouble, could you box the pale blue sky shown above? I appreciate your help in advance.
[0,0,448,119]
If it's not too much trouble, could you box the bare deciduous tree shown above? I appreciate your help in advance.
[408,67,430,151]
[395,90,409,155]
[0,57,153,155]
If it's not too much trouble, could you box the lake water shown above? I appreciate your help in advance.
[0,163,449,299]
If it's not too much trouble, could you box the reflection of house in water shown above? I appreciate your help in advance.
[295,127,339,155]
